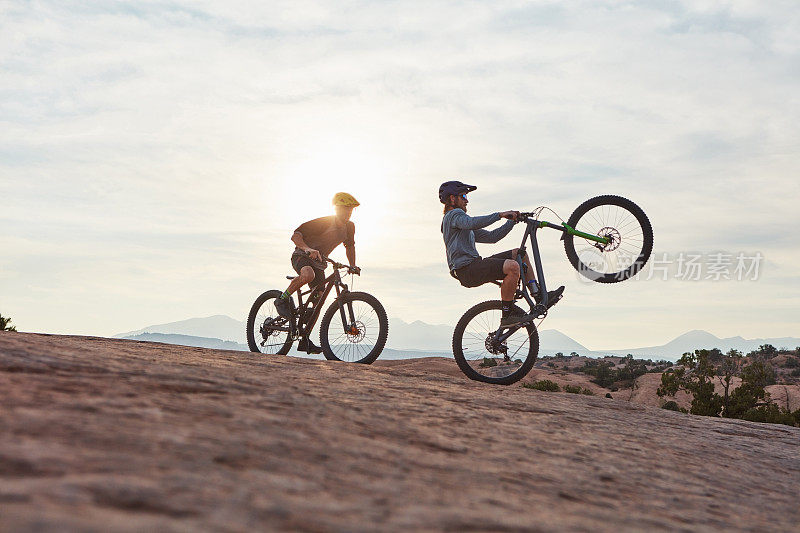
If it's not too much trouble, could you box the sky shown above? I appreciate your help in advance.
[2,0,799,350]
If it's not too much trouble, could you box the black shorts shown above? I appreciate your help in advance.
[291,254,326,287]
[454,250,514,288]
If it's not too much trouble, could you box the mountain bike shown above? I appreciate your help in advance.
[246,255,388,364]
[452,195,653,385]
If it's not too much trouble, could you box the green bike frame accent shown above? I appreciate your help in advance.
[537,220,610,244]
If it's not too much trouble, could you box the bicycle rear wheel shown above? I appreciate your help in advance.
[452,300,539,385]
[319,291,388,364]
[563,195,653,283]
[246,290,294,355]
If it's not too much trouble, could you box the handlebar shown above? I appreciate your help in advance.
[301,250,360,274]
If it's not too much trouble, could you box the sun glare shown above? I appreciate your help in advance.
[275,138,398,262]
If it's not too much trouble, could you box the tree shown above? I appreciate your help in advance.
[0,313,16,332]
[717,349,743,417]
[617,356,648,386]
[657,350,722,416]
[591,361,616,388]
[757,344,778,358]
[706,348,724,365]
[727,361,774,418]
[569,352,579,357]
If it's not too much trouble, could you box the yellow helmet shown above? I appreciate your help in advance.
[332,192,360,207]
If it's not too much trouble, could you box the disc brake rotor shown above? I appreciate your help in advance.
[596,226,621,252]
[346,321,366,343]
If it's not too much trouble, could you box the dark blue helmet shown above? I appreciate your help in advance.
[438,180,477,203]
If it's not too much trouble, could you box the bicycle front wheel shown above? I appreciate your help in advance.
[319,291,388,364]
[452,300,539,385]
[246,290,293,355]
[563,195,653,283]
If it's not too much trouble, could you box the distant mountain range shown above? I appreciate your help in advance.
[115,315,246,344]
[124,333,247,351]
[600,330,800,359]
[115,315,800,361]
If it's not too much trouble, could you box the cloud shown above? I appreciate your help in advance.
[1,0,798,345]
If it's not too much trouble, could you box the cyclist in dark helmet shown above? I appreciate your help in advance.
[439,180,564,327]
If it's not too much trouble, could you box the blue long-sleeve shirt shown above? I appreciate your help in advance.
[441,208,516,270]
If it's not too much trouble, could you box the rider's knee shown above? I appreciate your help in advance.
[299,266,315,283]
[504,259,520,277]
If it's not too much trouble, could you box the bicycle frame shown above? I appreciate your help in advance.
[293,264,356,343]
[493,217,609,344]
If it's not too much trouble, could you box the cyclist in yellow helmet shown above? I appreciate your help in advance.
[274,192,361,353]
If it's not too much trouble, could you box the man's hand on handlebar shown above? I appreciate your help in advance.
[499,210,521,222]
[303,250,360,274]
[304,248,322,262]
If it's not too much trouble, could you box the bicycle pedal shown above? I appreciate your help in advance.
[532,304,547,317]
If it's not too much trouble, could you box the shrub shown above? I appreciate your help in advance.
[741,404,798,427]
[564,384,582,394]
[662,401,681,411]
[581,388,594,396]
[523,380,561,392]
[0,313,16,332]
[605,393,613,399]
[479,357,497,368]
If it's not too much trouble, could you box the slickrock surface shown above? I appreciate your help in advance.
[1,332,799,532]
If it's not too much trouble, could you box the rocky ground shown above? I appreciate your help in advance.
[2,332,799,531]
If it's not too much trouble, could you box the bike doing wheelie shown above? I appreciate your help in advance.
[451,194,653,385]
[246,254,388,363]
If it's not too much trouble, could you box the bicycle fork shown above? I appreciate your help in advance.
[336,289,358,334]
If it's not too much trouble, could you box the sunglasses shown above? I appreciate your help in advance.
[459,194,468,200]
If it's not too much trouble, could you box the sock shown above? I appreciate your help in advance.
[280,290,291,299]
[501,300,513,317]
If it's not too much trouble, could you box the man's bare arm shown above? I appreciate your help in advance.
[291,232,321,261]
[346,245,359,275]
